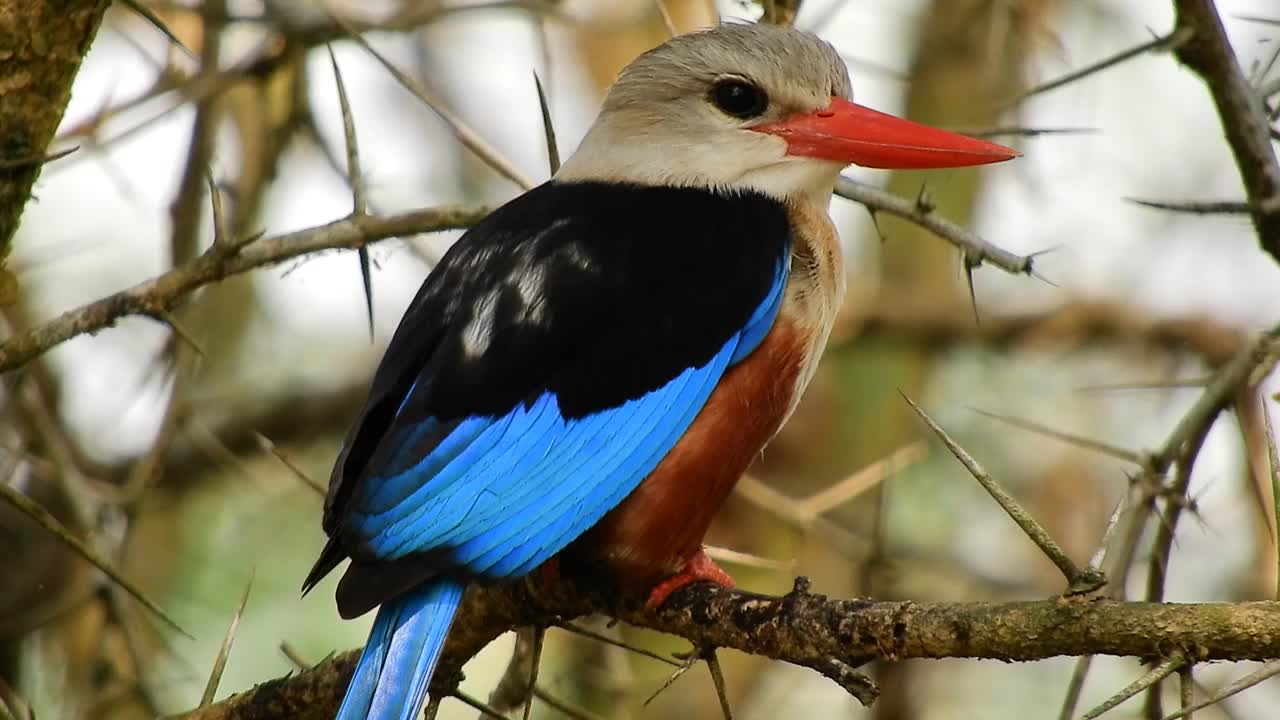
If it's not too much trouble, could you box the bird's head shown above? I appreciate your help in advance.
[556,23,1018,203]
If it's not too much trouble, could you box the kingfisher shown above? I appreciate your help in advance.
[303,22,1017,720]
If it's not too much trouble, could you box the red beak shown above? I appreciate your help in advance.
[753,97,1019,169]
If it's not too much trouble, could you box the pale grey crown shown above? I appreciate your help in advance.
[600,23,852,126]
[555,23,854,200]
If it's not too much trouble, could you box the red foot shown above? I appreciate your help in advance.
[645,549,736,610]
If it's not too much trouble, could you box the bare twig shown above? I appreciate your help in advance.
[1160,661,1280,720]
[793,442,926,516]
[0,481,187,636]
[969,408,1146,464]
[558,622,681,667]
[280,642,312,670]
[172,575,1280,720]
[1014,29,1192,102]
[1081,653,1185,719]
[901,393,1107,595]
[0,204,489,373]
[200,573,254,707]
[333,16,535,190]
[1127,198,1253,214]
[1059,655,1094,720]
[1173,0,1280,264]
[834,176,1033,277]
[704,649,734,720]
[1178,664,1194,720]
[533,73,560,175]
[325,44,375,336]
[1266,406,1280,598]
[530,686,606,720]
[454,690,509,719]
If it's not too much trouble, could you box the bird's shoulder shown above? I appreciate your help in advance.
[321,180,792,524]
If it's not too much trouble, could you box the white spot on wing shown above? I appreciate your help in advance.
[512,262,548,324]
[559,242,595,273]
[462,287,501,357]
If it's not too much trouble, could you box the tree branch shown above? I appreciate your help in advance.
[1172,0,1280,264]
[0,0,111,289]
[0,205,490,373]
[171,576,1280,720]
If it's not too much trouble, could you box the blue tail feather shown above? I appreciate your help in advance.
[337,579,465,720]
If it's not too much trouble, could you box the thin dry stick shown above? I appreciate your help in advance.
[834,176,1033,276]
[1172,0,1280,264]
[0,203,489,373]
[654,0,677,36]
[733,474,868,556]
[704,649,734,720]
[453,690,509,720]
[1087,327,1280,718]
[334,17,535,191]
[254,432,326,495]
[901,393,1107,595]
[0,675,32,720]
[557,622,682,667]
[487,628,536,713]
[1058,655,1095,720]
[280,642,312,670]
[0,481,187,636]
[521,628,544,720]
[1014,28,1193,102]
[1151,324,1280,470]
[703,545,794,572]
[200,573,254,707]
[970,408,1146,464]
[1127,198,1253,214]
[1178,665,1194,720]
[1160,661,1280,720]
[1144,424,1212,603]
[1059,491,1136,719]
[531,686,607,720]
[325,44,375,336]
[793,442,926,516]
[533,73,559,174]
[642,655,698,707]
[1265,405,1280,598]
[1080,652,1185,720]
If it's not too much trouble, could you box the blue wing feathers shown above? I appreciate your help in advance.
[345,259,785,576]
[495,337,739,577]
[337,578,464,720]
[731,255,788,364]
[322,182,796,719]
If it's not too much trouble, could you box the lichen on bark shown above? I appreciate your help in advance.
[0,0,111,294]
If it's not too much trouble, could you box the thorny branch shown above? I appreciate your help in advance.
[5,1,1280,718]
[1172,0,1280,263]
[172,576,1280,720]
[0,205,489,373]
[0,175,1059,374]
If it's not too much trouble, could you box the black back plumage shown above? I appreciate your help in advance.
[305,180,791,611]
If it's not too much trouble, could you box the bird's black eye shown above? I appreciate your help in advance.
[709,79,768,119]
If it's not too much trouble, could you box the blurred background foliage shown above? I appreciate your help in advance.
[2,0,1280,718]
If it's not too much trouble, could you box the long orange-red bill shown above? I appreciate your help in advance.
[753,97,1020,170]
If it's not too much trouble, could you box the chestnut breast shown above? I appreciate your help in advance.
[570,196,845,588]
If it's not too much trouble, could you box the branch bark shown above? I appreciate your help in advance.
[1172,0,1280,264]
[0,0,111,296]
[171,576,1280,720]
[0,204,490,372]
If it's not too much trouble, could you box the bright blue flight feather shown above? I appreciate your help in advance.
[343,254,788,577]
[333,254,788,720]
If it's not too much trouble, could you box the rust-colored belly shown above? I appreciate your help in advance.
[568,318,807,589]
